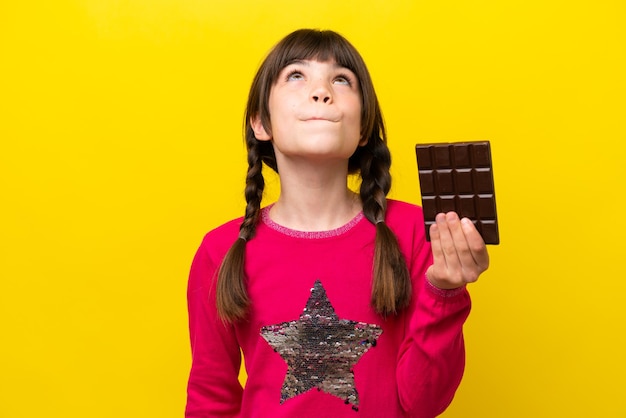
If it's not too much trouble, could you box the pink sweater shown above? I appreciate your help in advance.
[186,200,471,417]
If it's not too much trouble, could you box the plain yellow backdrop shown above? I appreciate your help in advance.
[1,0,625,416]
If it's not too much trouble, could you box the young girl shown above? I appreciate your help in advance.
[186,29,489,418]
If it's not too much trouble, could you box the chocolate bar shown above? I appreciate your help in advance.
[415,141,499,245]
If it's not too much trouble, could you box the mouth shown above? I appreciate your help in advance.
[303,116,338,122]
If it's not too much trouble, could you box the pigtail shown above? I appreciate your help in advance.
[359,139,412,316]
[216,138,266,322]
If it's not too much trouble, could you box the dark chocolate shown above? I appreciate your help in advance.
[415,141,499,245]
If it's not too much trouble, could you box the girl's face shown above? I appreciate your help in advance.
[252,59,364,166]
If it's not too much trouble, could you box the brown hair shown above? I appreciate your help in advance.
[216,29,411,322]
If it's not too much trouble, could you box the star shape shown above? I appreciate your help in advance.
[260,280,382,410]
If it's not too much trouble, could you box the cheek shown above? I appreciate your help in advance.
[349,100,363,126]
[350,95,362,117]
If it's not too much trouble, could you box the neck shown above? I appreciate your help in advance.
[269,160,362,231]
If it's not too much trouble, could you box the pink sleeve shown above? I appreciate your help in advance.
[185,237,243,417]
[396,237,471,417]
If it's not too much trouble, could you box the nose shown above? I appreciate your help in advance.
[311,81,332,103]
[312,93,331,103]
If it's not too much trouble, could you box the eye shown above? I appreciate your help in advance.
[333,72,355,86]
[286,69,304,81]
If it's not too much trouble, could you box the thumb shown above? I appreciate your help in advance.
[426,265,435,283]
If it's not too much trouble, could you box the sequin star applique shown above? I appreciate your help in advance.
[260,280,383,410]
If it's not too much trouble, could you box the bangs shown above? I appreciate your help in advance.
[267,30,364,83]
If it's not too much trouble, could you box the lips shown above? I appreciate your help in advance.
[302,116,339,122]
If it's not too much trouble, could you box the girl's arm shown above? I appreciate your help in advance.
[396,276,471,417]
[391,205,483,417]
[185,237,243,417]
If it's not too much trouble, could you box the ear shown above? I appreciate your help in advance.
[358,134,368,146]
[250,115,271,141]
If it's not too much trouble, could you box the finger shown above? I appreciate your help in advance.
[436,212,460,272]
[461,217,490,270]
[427,219,451,286]
[446,212,475,269]
[429,218,444,268]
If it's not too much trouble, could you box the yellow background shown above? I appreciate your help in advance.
[1,0,625,416]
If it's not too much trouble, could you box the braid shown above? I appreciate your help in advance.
[359,142,390,224]
[216,139,266,322]
[360,140,411,316]
[240,141,266,240]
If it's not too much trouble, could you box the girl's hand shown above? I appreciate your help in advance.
[426,212,490,289]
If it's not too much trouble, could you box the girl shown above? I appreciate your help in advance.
[186,29,489,418]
